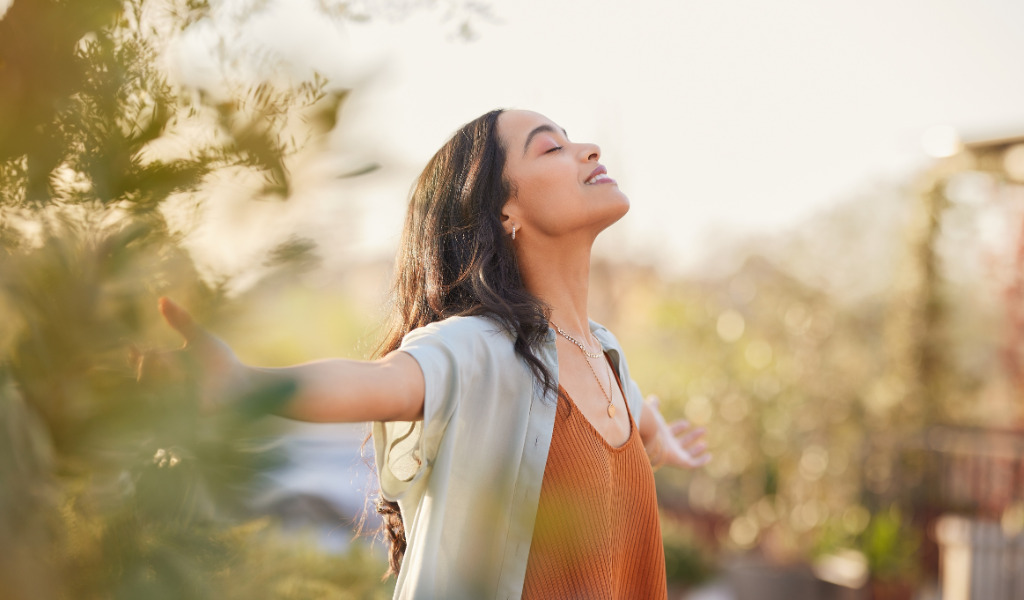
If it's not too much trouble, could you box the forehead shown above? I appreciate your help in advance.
[497,110,564,147]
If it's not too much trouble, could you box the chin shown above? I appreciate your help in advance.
[597,197,630,230]
[610,190,631,216]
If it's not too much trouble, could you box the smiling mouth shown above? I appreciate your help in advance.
[585,170,615,185]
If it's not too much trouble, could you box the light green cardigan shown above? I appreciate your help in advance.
[373,315,646,600]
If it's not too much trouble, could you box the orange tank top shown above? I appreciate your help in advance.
[521,358,667,599]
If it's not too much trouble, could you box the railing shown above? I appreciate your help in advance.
[896,425,1024,599]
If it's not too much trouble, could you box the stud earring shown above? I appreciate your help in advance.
[511,225,517,240]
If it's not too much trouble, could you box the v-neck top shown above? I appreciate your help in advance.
[521,356,667,599]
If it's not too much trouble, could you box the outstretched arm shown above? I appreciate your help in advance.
[154,297,425,423]
[637,395,710,470]
[243,353,424,423]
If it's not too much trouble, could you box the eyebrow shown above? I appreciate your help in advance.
[523,124,569,156]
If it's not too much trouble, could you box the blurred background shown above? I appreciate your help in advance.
[2,0,1023,598]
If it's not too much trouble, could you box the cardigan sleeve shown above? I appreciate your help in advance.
[372,317,482,501]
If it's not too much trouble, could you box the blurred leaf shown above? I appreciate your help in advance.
[263,236,319,271]
[859,507,920,582]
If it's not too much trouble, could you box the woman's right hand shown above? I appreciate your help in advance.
[144,296,246,413]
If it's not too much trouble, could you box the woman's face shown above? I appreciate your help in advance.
[497,110,629,242]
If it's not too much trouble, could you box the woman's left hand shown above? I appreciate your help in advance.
[642,395,711,470]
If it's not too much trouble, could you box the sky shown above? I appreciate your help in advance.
[170,0,1024,277]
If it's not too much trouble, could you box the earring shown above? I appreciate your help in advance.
[511,225,517,240]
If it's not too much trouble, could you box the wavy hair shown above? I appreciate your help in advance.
[371,109,556,576]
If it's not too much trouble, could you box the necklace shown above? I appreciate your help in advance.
[552,322,617,418]
[553,324,602,358]
[586,355,617,418]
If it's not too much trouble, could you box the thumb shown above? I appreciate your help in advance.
[158,297,199,344]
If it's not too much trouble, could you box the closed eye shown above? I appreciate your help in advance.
[545,145,563,154]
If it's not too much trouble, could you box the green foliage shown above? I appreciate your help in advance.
[0,0,348,212]
[661,517,717,588]
[0,211,396,599]
[610,255,884,561]
[0,1,391,598]
[858,507,920,583]
[2,0,194,207]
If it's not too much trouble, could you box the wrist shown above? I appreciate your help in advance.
[646,432,667,471]
[199,352,250,413]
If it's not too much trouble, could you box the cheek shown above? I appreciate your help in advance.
[515,167,580,209]
[508,165,595,234]
[519,194,593,237]
[519,177,577,213]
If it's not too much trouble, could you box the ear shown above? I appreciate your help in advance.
[500,201,520,237]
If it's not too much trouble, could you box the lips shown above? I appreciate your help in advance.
[585,165,615,185]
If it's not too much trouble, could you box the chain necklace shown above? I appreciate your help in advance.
[552,322,617,418]
[553,324,602,358]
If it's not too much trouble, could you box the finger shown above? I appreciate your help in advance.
[677,428,706,448]
[131,346,146,381]
[129,345,169,382]
[686,452,712,468]
[136,349,184,383]
[684,438,708,452]
[128,343,143,370]
[158,297,199,344]
[675,444,710,467]
[669,419,694,435]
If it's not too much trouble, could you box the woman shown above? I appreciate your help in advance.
[158,109,710,599]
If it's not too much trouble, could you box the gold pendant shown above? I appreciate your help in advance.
[607,404,616,418]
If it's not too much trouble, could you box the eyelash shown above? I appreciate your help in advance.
[545,145,563,154]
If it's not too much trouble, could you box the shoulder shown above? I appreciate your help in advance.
[402,314,514,352]
[589,319,624,352]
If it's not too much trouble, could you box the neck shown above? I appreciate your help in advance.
[516,232,595,341]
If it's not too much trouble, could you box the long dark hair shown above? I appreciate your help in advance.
[371,109,556,576]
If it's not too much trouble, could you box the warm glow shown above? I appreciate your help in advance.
[1003,143,1024,182]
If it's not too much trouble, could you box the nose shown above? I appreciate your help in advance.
[579,142,600,162]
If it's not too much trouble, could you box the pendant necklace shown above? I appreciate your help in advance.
[553,323,616,418]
